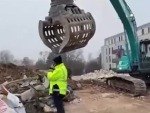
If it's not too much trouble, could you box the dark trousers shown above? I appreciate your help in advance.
[52,85,65,113]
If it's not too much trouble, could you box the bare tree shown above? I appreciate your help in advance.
[39,51,49,63]
[85,53,102,73]
[35,51,50,69]
[0,50,14,64]
[62,49,85,75]
[13,59,22,66]
[97,53,102,69]
[85,59,100,73]
[88,53,92,61]
[22,57,33,66]
[35,58,47,70]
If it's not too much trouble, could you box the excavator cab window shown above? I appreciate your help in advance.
[119,61,128,65]
[139,39,150,69]
[140,39,150,58]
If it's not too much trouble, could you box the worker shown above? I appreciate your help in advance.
[47,55,68,113]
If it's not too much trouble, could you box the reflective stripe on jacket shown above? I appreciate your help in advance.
[47,63,68,95]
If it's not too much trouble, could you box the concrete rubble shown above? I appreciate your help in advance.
[73,69,116,81]
[73,69,117,81]
[0,63,79,113]
[73,69,130,82]
[0,76,76,113]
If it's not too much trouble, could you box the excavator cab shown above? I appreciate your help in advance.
[139,39,150,71]
[38,0,96,54]
[116,55,131,73]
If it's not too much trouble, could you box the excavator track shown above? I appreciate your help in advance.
[105,74,147,96]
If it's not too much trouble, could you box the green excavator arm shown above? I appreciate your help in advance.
[109,0,139,72]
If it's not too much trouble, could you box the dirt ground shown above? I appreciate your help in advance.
[65,84,150,113]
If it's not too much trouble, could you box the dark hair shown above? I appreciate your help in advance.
[53,55,62,65]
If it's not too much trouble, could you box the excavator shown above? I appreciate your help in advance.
[38,0,150,96]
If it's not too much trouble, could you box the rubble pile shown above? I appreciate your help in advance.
[73,69,117,81]
[0,63,39,84]
[70,69,118,91]
[81,69,116,79]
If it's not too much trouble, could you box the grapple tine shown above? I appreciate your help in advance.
[38,0,96,54]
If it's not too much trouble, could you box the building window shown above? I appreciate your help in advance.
[109,64,111,70]
[121,36,123,41]
[106,57,108,63]
[114,38,116,43]
[111,39,113,44]
[105,40,108,45]
[106,48,107,55]
[109,48,111,54]
[148,27,150,33]
[109,56,111,62]
[142,29,144,35]
[112,47,113,53]
[120,45,122,49]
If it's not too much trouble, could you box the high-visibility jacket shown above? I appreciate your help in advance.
[47,63,68,95]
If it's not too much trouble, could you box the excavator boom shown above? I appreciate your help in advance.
[110,0,139,67]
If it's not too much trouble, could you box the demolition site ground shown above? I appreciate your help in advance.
[66,82,150,113]
[1,64,150,113]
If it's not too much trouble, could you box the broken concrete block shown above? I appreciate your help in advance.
[44,104,57,113]
[42,76,49,89]
[20,85,47,101]
[20,88,35,101]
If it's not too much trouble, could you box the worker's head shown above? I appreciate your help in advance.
[53,55,62,65]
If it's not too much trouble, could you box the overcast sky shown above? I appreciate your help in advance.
[0,0,150,61]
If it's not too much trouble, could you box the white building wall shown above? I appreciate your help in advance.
[101,23,150,70]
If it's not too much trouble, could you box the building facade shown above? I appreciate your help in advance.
[101,22,150,70]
